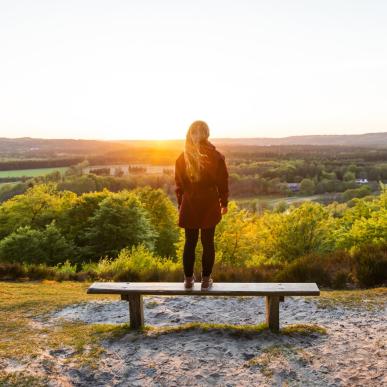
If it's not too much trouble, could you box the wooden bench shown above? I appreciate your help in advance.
[87,282,320,333]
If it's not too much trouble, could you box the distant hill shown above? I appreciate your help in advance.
[213,132,387,148]
[1,132,386,153]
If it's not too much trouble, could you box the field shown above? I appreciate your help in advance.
[0,167,68,178]
[83,164,173,176]
[235,193,340,211]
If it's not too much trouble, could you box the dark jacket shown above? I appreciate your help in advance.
[174,141,229,229]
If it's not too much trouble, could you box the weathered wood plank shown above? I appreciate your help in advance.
[265,296,280,332]
[87,282,320,296]
[128,294,144,329]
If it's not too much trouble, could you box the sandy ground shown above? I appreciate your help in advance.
[3,294,387,386]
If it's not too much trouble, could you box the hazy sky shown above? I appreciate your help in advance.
[1,0,386,140]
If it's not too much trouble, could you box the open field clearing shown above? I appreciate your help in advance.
[0,167,68,178]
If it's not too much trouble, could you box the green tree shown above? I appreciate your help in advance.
[343,171,356,181]
[256,202,334,263]
[300,178,316,195]
[0,184,76,239]
[83,192,157,259]
[0,223,75,265]
[133,186,179,258]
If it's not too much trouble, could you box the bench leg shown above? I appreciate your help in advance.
[265,296,280,333]
[126,294,144,330]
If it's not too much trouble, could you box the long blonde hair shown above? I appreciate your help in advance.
[184,120,210,182]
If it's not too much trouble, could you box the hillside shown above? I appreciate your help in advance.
[0,132,386,158]
[214,132,387,147]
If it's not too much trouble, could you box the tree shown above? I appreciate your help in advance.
[300,178,315,195]
[83,192,157,260]
[0,184,76,239]
[0,223,75,265]
[132,186,179,258]
[175,201,260,268]
[343,171,356,181]
[256,202,334,263]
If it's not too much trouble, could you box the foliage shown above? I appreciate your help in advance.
[333,184,387,250]
[132,186,179,258]
[94,244,180,281]
[0,183,386,288]
[82,192,157,259]
[276,251,354,288]
[0,184,76,238]
[300,178,315,195]
[0,222,75,265]
[256,202,335,263]
[352,244,387,287]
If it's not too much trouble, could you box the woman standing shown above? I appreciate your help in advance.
[174,120,229,290]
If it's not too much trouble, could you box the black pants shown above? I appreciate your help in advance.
[183,227,216,277]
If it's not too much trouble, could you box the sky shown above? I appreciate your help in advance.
[0,0,386,140]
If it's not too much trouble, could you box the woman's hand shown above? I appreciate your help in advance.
[221,206,228,215]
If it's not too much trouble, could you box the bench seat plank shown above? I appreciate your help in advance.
[87,282,320,296]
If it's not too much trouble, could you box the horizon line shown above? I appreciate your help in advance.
[1,130,386,142]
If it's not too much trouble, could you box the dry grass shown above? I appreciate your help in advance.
[316,287,387,310]
[0,281,119,366]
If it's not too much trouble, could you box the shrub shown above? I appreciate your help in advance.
[95,244,181,281]
[353,244,387,287]
[0,223,75,265]
[276,251,354,288]
[54,260,78,281]
[0,262,25,280]
[24,263,56,280]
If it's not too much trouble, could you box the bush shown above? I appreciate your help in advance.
[213,262,281,282]
[0,223,75,265]
[353,244,387,287]
[0,262,25,280]
[54,260,78,281]
[95,244,181,281]
[24,263,56,280]
[276,251,354,288]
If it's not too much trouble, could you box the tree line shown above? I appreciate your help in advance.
[0,183,385,287]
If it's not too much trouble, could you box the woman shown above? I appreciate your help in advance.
[174,120,229,290]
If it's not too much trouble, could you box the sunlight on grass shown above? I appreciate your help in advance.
[317,287,387,310]
[139,321,327,337]
[143,321,269,336]
[0,281,117,362]
[281,323,327,335]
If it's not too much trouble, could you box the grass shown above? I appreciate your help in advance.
[0,167,68,178]
[316,287,387,310]
[245,344,294,376]
[0,281,117,361]
[281,323,327,335]
[136,321,327,338]
[0,371,48,387]
[244,342,321,379]
[143,322,269,337]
